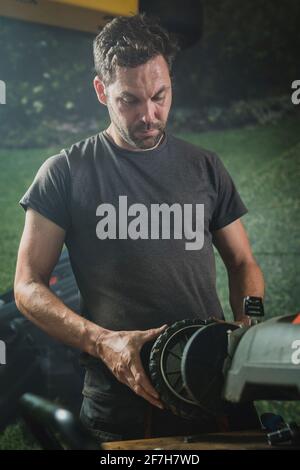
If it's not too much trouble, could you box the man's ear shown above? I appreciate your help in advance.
[93,76,107,105]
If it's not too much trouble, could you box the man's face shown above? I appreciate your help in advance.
[100,54,172,150]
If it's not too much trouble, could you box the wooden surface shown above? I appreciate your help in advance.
[102,431,273,450]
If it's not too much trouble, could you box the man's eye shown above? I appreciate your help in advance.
[153,95,165,102]
[122,98,137,105]
[121,95,165,105]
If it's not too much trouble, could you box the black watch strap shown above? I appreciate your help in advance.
[243,296,264,317]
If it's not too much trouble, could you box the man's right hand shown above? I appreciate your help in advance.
[95,325,168,409]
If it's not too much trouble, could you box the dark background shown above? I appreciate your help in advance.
[0,0,299,449]
[0,0,299,147]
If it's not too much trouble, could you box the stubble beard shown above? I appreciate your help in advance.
[108,100,166,150]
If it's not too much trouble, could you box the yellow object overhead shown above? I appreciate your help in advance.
[52,0,138,15]
[0,0,139,33]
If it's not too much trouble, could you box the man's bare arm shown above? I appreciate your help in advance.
[212,218,265,321]
[14,208,107,356]
[14,208,165,409]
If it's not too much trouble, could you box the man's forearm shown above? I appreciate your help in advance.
[14,281,109,358]
[227,260,265,321]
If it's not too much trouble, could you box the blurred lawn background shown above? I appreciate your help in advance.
[0,0,299,449]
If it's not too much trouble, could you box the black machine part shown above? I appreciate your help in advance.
[149,319,211,421]
[182,322,239,414]
[0,249,84,431]
[19,393,99,450]
[267,422,300,446]
[149,313,300,425]
[149,318,240,420]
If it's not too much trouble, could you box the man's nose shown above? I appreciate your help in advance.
[140,101,156,126]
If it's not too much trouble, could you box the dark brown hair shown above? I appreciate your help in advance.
[93,13,180,85]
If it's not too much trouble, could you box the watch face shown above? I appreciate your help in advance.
[243,296,264,317]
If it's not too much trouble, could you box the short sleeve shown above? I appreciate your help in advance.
[210,154,248,232]
[19,152,71,231]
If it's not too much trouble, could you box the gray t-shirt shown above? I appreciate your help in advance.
[20,130,247,328]
[19,130,247,422]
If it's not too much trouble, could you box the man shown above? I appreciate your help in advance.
[14,14,264,442]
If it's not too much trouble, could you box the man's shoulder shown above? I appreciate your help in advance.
[36,133,103,179]
[62,132,102,159]
[168,133,219,166]
[34,151,69,178]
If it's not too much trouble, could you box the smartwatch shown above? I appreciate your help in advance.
[243,296,264,318]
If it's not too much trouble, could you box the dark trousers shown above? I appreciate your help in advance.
[80,395,260,443]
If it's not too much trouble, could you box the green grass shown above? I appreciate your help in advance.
[0,422,41,450]
[177,119,300,320]
[0,146,59,292]
[0,116,299,446]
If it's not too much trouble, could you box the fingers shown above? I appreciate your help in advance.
[104,326,169,410]
[128,374,164,409]
[234,316,251,327]
[125,324,168,408]
[129,353,164,409]
[141,324,168,342]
